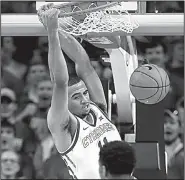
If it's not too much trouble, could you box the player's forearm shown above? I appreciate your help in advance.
[58,30,89,65]
[48,30,69,85]
[58,30,96,78]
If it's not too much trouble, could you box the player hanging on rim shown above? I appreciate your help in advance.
[40,4,122,179]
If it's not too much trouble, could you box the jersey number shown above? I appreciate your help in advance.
[98,137,108,149]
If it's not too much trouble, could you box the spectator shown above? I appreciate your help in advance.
[37,36,48,54]
[43,147,71,179]
[143,41,168,68]
[19,140,36,179]
[34,76,53,118]
[1,112,35,179]
[1,88,34,143]
[1,37,25,97]
[22,62,49,104]
[1,148,34,179]
[166,39,184,99]
[1,120,20,151]
[176,97,184,142]
[164,109,184,179]
[36,36,50,67]
[30,49,43,65]
[30,116,54,178]
[1,150,24,179]
[1,88,17,121]
[2,36,27,80]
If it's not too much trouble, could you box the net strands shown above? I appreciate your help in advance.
[37,2,139,36]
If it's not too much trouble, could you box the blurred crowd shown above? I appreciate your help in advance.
[1,1,184,180]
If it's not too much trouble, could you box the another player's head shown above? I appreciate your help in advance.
[164,108,181,145]
[99,141,136,179]
[68,76,90,118]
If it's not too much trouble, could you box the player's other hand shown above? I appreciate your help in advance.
[42,7,60,32]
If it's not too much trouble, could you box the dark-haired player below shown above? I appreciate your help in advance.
[99,141,137,179]
[39,4,122,179]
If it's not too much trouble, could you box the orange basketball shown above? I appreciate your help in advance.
[129,64,170,104]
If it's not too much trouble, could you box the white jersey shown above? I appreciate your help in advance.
[60,103,121,179]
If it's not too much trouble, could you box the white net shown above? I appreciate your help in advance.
[38,2,139,36]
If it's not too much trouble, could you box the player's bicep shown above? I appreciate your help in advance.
[47,109,72,153]
[47,84,71,152]
[50,84,69,125]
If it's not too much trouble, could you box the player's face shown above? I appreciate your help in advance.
[68,81,90,118]
[37,80,53,108]
[164,116,180,144]
[145,45,166,66]
[1,151,20,177]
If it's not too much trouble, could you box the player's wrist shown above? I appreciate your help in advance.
[48,28,58,34]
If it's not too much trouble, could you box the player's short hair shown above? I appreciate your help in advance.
[68,76,82,87]
[99,141,136,175]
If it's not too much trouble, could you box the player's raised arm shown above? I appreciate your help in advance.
[42,6,77,153]
[58,30,107,113]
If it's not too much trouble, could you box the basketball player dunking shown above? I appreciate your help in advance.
[40,4,121,179]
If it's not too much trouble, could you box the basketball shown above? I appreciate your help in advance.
[129,64,170,104]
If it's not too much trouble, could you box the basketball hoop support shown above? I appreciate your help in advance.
[1,14,183,36]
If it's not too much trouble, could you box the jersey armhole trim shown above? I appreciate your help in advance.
[60,116,80,156]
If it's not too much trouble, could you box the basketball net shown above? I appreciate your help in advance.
[37,2,139,37]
